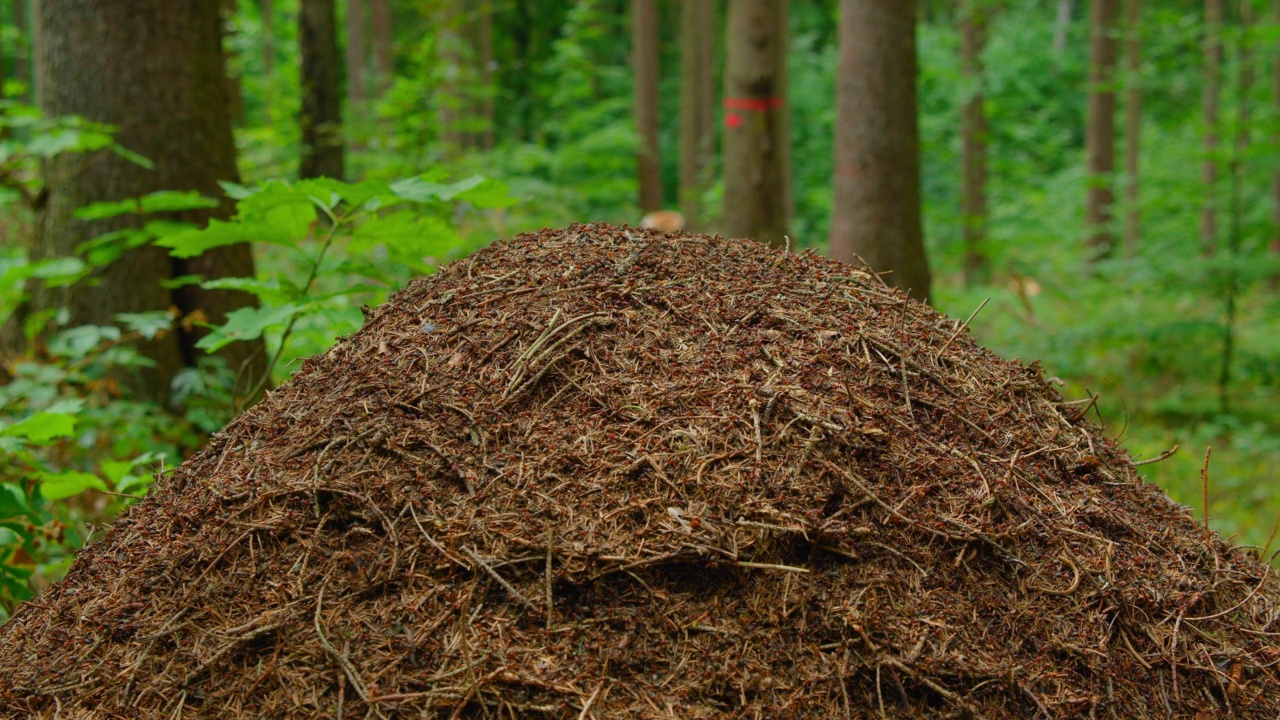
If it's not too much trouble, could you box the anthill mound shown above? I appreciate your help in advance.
[1,223,1277,718]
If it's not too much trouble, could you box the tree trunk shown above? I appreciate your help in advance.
[371,0,393,95]
[679,0,716,231]
[722,0,790,249]
[7,0,261,403]
[960,0,988,286]
[1202,0,1223,254]
[1053,0,1074,59]
[300,0,345,180]
[633,0,662,213]
[12,0,27,100]
[1123,0,1141,253]
[829,0,930,299]
[346,0,366,110]
[1085,0,1119,256]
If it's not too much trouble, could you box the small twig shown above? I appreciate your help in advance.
[1132,444,1179,466]
[736,561,809,573]
[1201,446,1212,538]
[464,546,542,612]
[314,587,371,703]
[935,297,990,359]
[577,682,605,720]
[545,523,555,630]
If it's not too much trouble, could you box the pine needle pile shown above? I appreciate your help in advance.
[2,223,1277,718]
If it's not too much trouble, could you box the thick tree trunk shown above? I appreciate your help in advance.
[633,0,662,213]
[829,0,930,299]
[300,0,345,179]
[722,0,790,249]
[7,0,261,403]
[961,0,988,286]
[1202,0,1223,254]
[371,0,393,95]
[1085,0,1119,256]
[1123,0,1141,253]
[679,0,716,231]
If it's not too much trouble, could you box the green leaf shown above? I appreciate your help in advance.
[0,483,29,517]
[154,218,249,258]
[195,304,299,352]
[0,413,76,442]
[138,190,219,214]
[39,470,106,500]
[116,310,174,340]
[0,527,18,546]
[159,274,204,289]
[27,257,87,285]
[219,181,252,200]
[455,178,518,209]
[73,197,142,221]
[200,276,298,303]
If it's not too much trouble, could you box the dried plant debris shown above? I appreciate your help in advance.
[2,223,1277,719]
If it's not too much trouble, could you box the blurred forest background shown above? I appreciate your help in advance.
[0,0,1279,618]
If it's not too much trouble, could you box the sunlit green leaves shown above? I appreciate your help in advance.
[0,413,77,444]
[39,471,106,501]
[73,190,220,221]
[194,303,301,352]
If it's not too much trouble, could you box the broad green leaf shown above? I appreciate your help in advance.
[39,470,107,500]
[218,180,252,200]
[200,276,298,303]
[455,178,518,209]
[154,218,250,258]
[116,310,174,340]
[0,483,28,516]
[28,257,87,286]
[159,274,204,289]
[195,303,300,352]
[73,198,142,220]
[0,527,18,545]
[47,325,120,358]
[138,190,219,214]
[0,413,76,442]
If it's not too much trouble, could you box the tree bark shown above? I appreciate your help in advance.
[346,0,366,109]
[1053,0,1074,59]
[829,0,930,299]
[436,0,467,160]
[371,0,393,96]
[1123,0,1141,253]
[1085,0,1119,256]
[300,0,345,179]
[7,0,261,403]
[679,0,716,231]
[1202,0,1223,254]
[633,0,662,213]
[722,0,790,249]
[960,0,988,286]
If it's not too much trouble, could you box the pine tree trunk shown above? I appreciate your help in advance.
[6,0,261,403]
[722,0,790,249]
[633,0,662,213]
[829,0,930,299]
[1202,0,1223,254]
[1085,0,1119,256]
[1123,0,1141,253]
[961,0,988,286]
[679,0,716,231]
[300,0,345,179]
[371,0,393,95]
[346,0,367,110]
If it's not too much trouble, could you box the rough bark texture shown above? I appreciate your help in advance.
[1202,0,1223,253]
[300,0,345,179]
[1085,0,1119,256]
[6,0,261,402]
[633,0,662,213]
[371,0,393,95]
[961,0,988,286]
[722,0,790,249]
[829,0,931,300]
[1123,0,1141,253]
[678,0,716,231]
